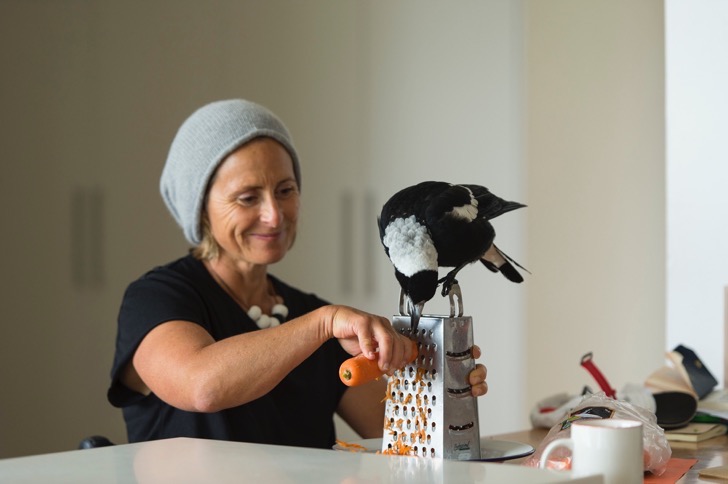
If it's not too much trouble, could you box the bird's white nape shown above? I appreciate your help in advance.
[382,215,438,277]
[447,186,478,222]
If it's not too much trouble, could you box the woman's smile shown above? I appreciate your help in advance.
[248,230,284,242]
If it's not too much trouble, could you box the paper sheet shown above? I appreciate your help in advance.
[643,458,698,483]
[699,465,728,480]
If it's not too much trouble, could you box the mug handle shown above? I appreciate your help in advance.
[538,437,574,469]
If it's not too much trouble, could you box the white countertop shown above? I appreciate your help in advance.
[0,437,602,483]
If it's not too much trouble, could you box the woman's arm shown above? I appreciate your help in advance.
[121,305,413,413]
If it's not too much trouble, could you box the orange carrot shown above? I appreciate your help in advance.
[339,339,418,386]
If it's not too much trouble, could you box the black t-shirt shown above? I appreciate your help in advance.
[108,255,350,449]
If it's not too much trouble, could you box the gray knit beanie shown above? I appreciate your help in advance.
[160,99,301,245]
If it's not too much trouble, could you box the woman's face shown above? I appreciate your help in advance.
[205,137,300,268]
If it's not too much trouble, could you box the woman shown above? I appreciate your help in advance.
[108,99,487,448]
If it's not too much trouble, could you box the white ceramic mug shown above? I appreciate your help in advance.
[538,418,644,484]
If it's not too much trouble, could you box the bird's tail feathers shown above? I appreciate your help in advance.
[481,258,524,283]
[499,261,525,283]
[481,259,499,273]
[497,246,530,274]
[480,245,530,283]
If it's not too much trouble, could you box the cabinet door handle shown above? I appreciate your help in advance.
[363,190,376,296]
[340,191,354,294]
[71,186,104,288]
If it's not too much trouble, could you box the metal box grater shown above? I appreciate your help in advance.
[381,290,481,460]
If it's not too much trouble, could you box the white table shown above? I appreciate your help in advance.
[0,437,601,483]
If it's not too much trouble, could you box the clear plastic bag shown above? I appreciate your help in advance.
[523,391,672,476]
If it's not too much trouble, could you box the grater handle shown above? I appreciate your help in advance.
[448,283,464,317]
[398,289,408,316]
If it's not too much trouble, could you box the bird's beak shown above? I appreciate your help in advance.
[410,301,424,332]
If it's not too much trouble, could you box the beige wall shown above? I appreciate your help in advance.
[0,0,666,458]
[525,0,666,403]
[0,0,363,457]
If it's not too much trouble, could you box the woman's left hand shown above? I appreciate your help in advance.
[470,345,488,397]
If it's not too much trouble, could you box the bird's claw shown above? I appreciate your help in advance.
[439,277,458,297]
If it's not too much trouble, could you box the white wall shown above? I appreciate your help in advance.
[665,0,728,385]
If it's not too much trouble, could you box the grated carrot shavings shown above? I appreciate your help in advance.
[335,439,368,452]
[413,367,427,385]
[379,433,414,456]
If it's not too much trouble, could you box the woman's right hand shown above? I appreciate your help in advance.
[324,305,411,374]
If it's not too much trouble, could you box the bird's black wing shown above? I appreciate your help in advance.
[422,184,495,268]
[463,184,526,220]
[380,182,449,226]
[424,184,475,226]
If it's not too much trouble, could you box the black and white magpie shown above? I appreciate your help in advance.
[378,181,527,328]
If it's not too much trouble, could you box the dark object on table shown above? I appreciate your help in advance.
[673,344,718,399]
[654,391,698,429]
[78,435,115,449]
